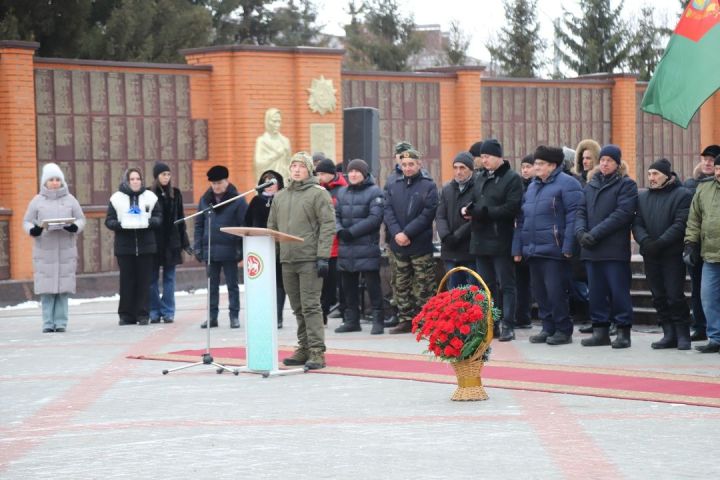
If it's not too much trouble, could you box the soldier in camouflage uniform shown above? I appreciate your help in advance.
[383,149,439,333]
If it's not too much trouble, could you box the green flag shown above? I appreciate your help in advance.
[640,0,720,128]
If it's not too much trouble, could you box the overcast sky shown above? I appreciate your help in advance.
[315,0,684,74]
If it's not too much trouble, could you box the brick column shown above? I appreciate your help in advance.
[699,93,719,149]
[0,41,39,280]
[610,74,638,179]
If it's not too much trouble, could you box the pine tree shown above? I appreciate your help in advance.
[554,0,631,76]
[272,0,325,47]
[343,0,423,71]
[627,5,669,81]
[444,20,471,66]
[486,0,545,77]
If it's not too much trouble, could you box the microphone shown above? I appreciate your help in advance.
[256,178,278,190]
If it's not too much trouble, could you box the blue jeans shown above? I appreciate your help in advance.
[41,293,69,330]
[701,262,720,344]
[586,260,633,327]
[150,263,177,320]
[443,260,478,289]
[529,258,572,336]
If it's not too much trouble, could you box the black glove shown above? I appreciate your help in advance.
[30,225,43,237]
[579,232,598,248]
[316,258,329,278]
[640,239,660,257]
[337,229,354,242]
[683,242,700,267]
[63,223,78,233]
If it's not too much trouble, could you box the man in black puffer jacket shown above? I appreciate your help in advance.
[461,139,523,342]
[194,165,248,329]
[633,158,693,350]
[575,145,638,349]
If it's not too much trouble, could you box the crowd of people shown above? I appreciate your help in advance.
[23,138,720,368]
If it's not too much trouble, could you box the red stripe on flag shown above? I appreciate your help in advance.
[675,0,720,42]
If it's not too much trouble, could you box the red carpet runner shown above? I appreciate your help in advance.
[129,346,720,408]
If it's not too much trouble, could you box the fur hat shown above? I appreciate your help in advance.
[346,159,370,178]
[479,139,503,158]
[153,162,170,179]
[534,146,565,165]
[290,151,315,174]
[574,139,601,175]
[648,158,672,177]
[469,141,483,157]
[40,163,66,188]
[520,154,534,166]
[258,170,284,190]
[453,151,474,170]
[701,145,720,158]
[599,144,622,164]
[315,159,337,175]
[206,165,229,182]
[715,154,720,166]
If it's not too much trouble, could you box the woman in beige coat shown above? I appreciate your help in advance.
[23,163,85,333]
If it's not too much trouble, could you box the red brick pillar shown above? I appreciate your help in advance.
[700,92,720,149]
[610,74,638,179]
[0,41,39,280]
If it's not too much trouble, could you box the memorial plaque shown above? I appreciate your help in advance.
[110,117,127,159]
[178,160,192,193]
[93,161,110,204]
[144,118,160,160]
[310,123,336,161]
[175,75,189,117]
[74,117,91,160]
[390,83,402,119]
[126,117,143,160]
[0,221,8,279]
[90,71,107,114]
[55,115,73,161]
[100,220,116,271]
[92,117,109,160]
[36,116,55,161]
[72,71,90,115]
[110,162,127,192]
[74,161,91,204]
[177,118,192,160]
[34,69,53,115]
[160,118,177,160]
[416,83,428,120]
[125,73,142,116]
[159,75,176,117]
[53,70,72,115]
[108,72,125,116]
[192,119,208,160]
[142,75,159,117]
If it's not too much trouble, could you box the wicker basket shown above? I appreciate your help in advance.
[437,266,494,401]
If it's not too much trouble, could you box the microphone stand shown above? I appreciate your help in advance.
[162,184,265,376]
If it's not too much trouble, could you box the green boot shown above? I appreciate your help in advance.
[283,346,309,366]
[305,348,326,370]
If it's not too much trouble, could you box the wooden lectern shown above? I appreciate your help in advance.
[220,227,305,377]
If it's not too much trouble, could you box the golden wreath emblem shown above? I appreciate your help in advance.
[307,76,337,115]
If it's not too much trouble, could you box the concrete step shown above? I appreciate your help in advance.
[630,274,691,292]
[631,290,691,309]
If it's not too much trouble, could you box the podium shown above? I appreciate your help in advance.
[220,227,305,377]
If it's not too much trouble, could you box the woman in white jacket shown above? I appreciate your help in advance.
[23,163,85,333]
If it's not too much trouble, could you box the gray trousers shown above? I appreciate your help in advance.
[41,293,69,329]
[282,261,325,350]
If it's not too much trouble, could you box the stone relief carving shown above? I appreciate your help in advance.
[307,76,337,115]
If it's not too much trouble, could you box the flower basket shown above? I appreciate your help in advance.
[411,266,495,401]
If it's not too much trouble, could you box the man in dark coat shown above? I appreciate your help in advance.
[461,139,523,341]
[513,146,583,345]
[194,165,248,329]
[437,151,476,289]
[632,158,693,350]
[335,159,385,334]
[575,144,638,348]
[515,154,535,329]
[384,149,439,334]
[683,144,720,341]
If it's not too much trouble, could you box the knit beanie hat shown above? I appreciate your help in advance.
[453,151,474,170]
[469,141,483,157]
[534,146,565,165]
[153,162,170,179]
[346,159,370,178]
[648,158,672,177]
[40,162,66,187]
[207,165,229,181]
[315,159,337,175]
[520,154,534,166]
[290,151,315,174]
[479,139,503,158]
[599,144,622,164]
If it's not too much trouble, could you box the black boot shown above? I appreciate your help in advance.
[370,309,384,335]
[690,327,707,342]
[578,324,593,334]
[581,326,611,347]
[675,323,691,350]
[334,309,361,333]
[611,325,631,349]
[498,324,515,342]
[230,316,240,329]
[651,322,677,349]
[200,319,218,328]
[609,323,617,336]
[384,313,399,328]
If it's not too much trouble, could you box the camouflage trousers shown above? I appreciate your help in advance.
[389,251,437,323]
